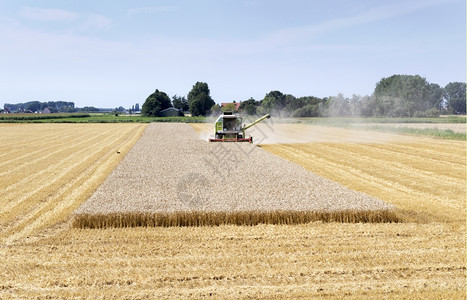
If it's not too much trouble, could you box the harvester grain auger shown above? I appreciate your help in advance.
[209,112,271,143]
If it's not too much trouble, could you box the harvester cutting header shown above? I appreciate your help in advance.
[209,112,271,143]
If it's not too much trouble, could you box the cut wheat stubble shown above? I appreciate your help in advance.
[73,123,398,228]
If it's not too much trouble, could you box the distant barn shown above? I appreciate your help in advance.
[159,107,184,117]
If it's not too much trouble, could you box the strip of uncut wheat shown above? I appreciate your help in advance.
[74,123,397,228]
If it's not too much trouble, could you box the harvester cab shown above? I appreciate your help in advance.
[209,112,271,143]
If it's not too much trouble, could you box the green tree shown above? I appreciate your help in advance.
[221,103,237,112]
[210,104,222,116]
[172,95,189,111]
[291,104,320,117]
[261,91,315,117]
[47,107,59,113]
[325,94,351,117]
[59,106,77,113]
[348,95,361,117]
[359,95,374,117]
[187,82,215,116]
[444,82,466,114]
[261,90,287,114]
[26,101,41,112]
[142,89,172,117]
[427,83,443,110]
[295,96,323,117]
[79,106,99,112]
[372,74,443,117]
[239,98,260,115]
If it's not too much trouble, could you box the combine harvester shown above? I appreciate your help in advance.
[209,112,271,143]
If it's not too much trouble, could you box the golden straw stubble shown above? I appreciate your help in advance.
[0,123,147,243]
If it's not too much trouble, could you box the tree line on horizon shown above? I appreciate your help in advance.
[142,75,466,118]
[4,74,464,117]
[2,101,137,114]
[3,101,77,113]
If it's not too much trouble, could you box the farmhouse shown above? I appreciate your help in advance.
[159,107,183,117]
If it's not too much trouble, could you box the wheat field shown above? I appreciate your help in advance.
[73,123,396,227]
[260,139,466,224]
[2,222,464,299]
[0,122,465,298]
[0,123,147,244]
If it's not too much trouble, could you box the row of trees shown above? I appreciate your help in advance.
[2,101,113,114]
[142,75,465,117]
[142,82,214,117]
[251,76,465,117]
[4,101,76,113]
[364,75,464,117]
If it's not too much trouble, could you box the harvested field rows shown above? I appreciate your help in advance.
[0,123,147,244]
[0,123,465,298]
[74,123,397,227]
[261,139,466,224]
[1,223,464,299]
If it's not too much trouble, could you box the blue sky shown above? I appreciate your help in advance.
[0,0,465,108]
